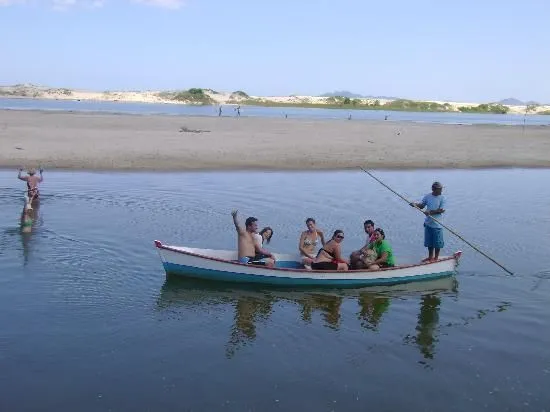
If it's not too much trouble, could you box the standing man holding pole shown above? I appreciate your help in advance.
[410,181,446,262]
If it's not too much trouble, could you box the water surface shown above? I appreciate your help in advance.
[1,169,549,411]
[2,97,550,126]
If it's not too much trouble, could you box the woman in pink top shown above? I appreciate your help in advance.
[18,168,43,202]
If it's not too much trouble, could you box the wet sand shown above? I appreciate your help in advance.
[1,109,549,170]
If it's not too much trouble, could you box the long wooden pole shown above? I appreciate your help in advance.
[359,167,514,276]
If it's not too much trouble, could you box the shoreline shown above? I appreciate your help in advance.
[2,107,550,129]
[1,109,549,171]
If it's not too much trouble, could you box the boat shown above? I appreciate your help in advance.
[154,240,462,287]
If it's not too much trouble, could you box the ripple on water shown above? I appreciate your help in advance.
[1,169,550,411]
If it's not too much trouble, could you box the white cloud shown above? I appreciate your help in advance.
[0,0,25,5]
[0,0,184,9]
[133,0,185,9]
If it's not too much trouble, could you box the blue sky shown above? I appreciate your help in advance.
[1,0,549,102]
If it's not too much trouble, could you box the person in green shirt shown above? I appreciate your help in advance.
[367,228,396,270]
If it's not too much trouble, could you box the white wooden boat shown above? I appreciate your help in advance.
[154,240,462,287]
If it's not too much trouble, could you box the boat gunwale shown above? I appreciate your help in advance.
[154,240,462,275]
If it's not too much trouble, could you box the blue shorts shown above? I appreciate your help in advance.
[424,225,444,249]
[238,256,266,265]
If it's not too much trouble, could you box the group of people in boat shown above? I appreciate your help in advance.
[232,211,395,271]
[15,167,446,268]
[231,180,446,271]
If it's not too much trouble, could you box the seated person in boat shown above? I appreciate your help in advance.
[365,228,395,270]
[350,219,376,269]
[298,218,325,268]
[311,229,348,271]
[231,210,275,267]
[18,167,43,201]
[254,227,274,249]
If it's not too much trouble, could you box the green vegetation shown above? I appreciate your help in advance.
[0,88,42,98]
[458,104,509,114]
[539,110,550,115]
[231,96,454,112]
[46,88,72,96]
[156,88,215,105]
[231,90,249,98]
[526,104,539,113]
[383,99,452,112]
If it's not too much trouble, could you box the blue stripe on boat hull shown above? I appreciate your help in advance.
[162,262,455,287]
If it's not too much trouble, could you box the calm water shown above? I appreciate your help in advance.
[2,97,550,126]
[1,169,549,411]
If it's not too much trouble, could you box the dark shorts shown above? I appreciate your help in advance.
[238,255,267,266]
[311,261,338,270]
[424,225,444,249]
[28,188,39,200]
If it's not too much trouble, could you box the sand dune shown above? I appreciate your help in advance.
[1,84,549,114]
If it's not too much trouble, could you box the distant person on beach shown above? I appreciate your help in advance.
[384,115,388,121]
[365,228,395,270]
[350,219,377,269]
[236,105,241,117]
[18,167,43,201]
[410,181,446,261]
[218,106,222,116]
[311,230,348,271]
[298,218,325,268]
[231,210,275,267]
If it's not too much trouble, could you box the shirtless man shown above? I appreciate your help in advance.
[18,167,43,201]
[231,210,275,268]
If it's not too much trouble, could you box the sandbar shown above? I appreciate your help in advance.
[1,109,549,171]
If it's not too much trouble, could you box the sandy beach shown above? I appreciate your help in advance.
[1,109,549,171]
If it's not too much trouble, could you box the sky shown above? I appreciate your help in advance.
[1,0,549,102]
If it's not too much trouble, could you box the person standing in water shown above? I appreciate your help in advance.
[410,181,446,262]
[18,167,43,201]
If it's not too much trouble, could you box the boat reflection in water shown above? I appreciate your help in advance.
[156,275,459,359]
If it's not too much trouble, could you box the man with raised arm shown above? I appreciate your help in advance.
[231,210,275,268]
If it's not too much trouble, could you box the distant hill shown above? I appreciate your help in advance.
[320,90,399,100]
[320,90,364,98]
[498,97,525,105]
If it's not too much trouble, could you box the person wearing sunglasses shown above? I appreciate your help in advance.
[365,228,395,270]
[311,230,349,271]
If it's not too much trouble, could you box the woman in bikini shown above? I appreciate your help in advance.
[298,218,325,267]
[311,229,348,271]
